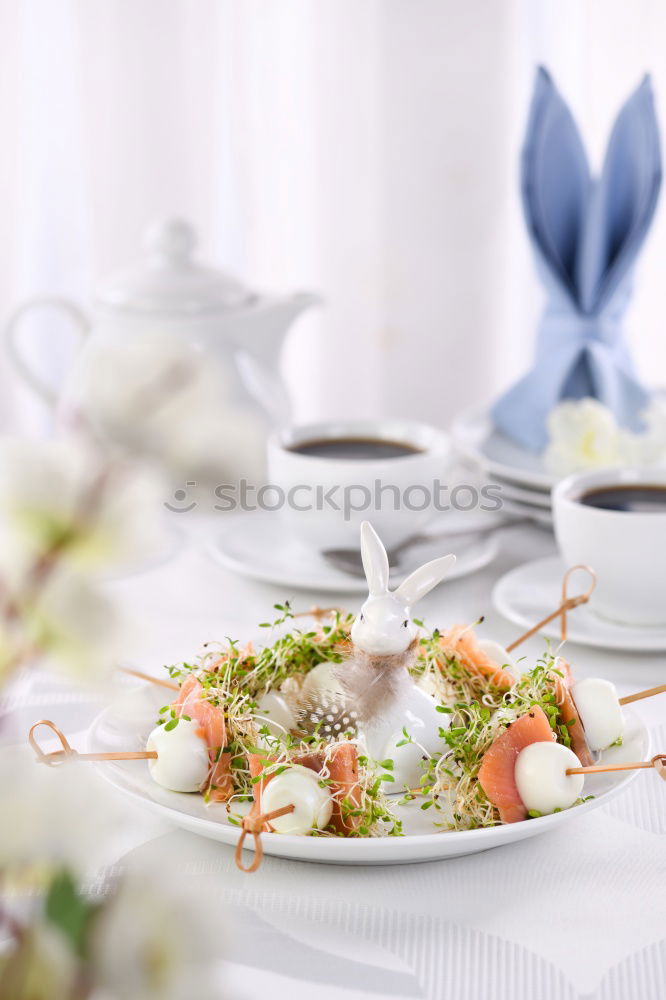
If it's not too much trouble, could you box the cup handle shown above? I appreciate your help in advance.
[4,296,91,408]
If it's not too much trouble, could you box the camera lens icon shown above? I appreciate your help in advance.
[164,482,198,512]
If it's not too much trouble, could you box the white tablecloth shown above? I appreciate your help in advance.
[5,519,666,1000]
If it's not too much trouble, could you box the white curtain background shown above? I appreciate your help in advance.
[2,0,666,434]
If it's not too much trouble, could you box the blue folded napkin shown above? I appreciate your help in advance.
[492,67,662,452]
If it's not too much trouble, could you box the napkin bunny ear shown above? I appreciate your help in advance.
[522,66,590,301]
[577,74,662,311]
[493,66,659,452]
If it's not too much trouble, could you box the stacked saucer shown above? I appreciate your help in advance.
[452,408,554,527]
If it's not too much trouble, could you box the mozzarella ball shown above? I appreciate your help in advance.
[477,639,518,677]
[255,691,296,738]
[571,677,625,752]
[261,764,333,835]
[146,719,210,792]
[515,741,584,815]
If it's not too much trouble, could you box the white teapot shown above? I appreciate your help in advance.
[5,218,320,430]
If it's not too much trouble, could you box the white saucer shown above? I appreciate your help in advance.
[453,408,554,491]
[490,477,553,509]
[493,556,666,652]
[496,498,553,527]
[208,511,499,594]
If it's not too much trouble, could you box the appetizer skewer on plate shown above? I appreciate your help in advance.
[28,523,666,871]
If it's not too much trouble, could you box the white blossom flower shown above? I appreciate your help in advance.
[545,397,666,475]
[0,747,134,871]
[76,331,264,483]
[20,568,122,681]
[544,399,624,475]
[89,873,223,1000]
[0,922,80,1000]
[0,437,166,576]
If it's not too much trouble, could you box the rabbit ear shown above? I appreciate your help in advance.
[395,553,456,606]
[522,66,590,301]
[359,521,390,595]
[579,74,662,309]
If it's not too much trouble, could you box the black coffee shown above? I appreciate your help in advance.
[579,484,666,513]
[289,437,423,461]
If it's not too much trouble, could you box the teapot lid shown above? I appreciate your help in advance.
[96,218,257,316]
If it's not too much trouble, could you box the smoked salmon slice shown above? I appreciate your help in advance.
[324,742,362,834]
[553,659,594,768]
[437,626,514,690]
[247,741,361,835]
[173,675,233,801]
[478,706,554,823]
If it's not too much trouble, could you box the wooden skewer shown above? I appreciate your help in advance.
[119,607,342,693]
[292,605,343,621]
[119,666,179,691]
[566,753,666,777]
[235,803,297,873]
[619,683,666,706]
[506,565,597,652]
[29,720,157,765]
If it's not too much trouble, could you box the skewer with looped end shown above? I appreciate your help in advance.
[566,753,666,778]
[29,719,157,765]
[506,564,597,652]
[234,804,296,873]
[29,719,295,874]
[505,564,666,707]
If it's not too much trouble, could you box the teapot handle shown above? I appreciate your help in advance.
[5,297,91,408]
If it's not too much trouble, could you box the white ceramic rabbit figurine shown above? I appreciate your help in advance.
[344,521,456,788]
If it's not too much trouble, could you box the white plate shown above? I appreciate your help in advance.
[208,511,499,594]
[494,555,666,652]
[453,408,554,491]
[87,683,648,866]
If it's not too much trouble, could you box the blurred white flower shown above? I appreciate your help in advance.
[0,747,131,871]
[0,566,122,685]
[89,873,223,1000]
[545,397,666,475]
[544,399,624,475]
[20,569,121,681]
[0,922,80,1000]
[0,437,166,576]
[77,331,264,482]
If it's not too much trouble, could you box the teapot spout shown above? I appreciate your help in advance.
[231,289,321,424]
[281,290,323,323]
[242,290,322,368]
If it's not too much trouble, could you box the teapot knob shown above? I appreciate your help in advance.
[144,218,196,264]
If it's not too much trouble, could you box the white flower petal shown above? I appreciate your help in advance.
[90,873,223,1000]
[544,398,623,475]
[0,437,167,574]
[24,570,122,681]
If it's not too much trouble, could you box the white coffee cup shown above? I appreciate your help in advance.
[552,467,666,626]
[267,419,451,550]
